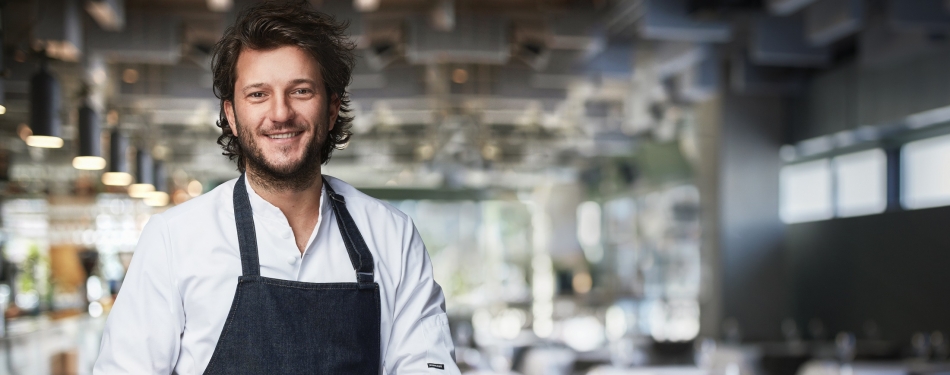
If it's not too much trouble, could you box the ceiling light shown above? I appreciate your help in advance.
[26,136,65,148]
[128,183,155,198]
[144,191,169,207]
[452,68,468,84]
[146,160,170,207]
[102,172,133,186]
[28,63,63,148]
[103,130,132,186]
[74,104,105,170]
[85,0,125,31]
[73,156,106,170]
[354,0,379,12]
[153,160,167,192]
[207,0,232,12]
[129,150,154,198]
[106,110,119,126]
[17,124,32,141]
[122,69,138,84]
[187,180,203,197]
[0,79,6,115]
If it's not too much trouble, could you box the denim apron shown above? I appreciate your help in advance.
[203,174,381,374]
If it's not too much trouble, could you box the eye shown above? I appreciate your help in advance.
[248,92,265,98]
[293,88,313,95]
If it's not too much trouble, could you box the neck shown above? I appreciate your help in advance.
[245,168,323,253]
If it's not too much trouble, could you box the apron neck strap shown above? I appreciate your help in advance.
[233,174,261,277]
[323,177,376,289]
[232,174,375,288]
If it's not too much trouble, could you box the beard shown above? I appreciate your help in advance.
[234,112,329,193]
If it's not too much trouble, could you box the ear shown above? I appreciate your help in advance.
[224,100,238,136]
[327,94,341,131]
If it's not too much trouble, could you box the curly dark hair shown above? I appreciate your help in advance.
[211,0,356,172]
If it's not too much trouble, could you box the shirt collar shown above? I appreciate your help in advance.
[242,174,329,224]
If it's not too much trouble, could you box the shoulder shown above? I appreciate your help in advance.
[324,175,412,229]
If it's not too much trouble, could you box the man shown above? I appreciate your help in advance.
[94,1,460,373]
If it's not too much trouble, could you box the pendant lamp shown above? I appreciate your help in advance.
[73,104,106,170]
[0,78,7,115]
[129,150,155,198]
[26,61,64,148]
[144,160,169,207]
[102,130,132,186]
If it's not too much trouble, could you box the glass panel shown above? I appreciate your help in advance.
[834,149,887,217]
[780,159,833,223]
[902,134,950,209]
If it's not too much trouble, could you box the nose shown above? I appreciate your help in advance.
[269,92,296,124]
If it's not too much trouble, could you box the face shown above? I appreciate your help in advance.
[224,45,340,189]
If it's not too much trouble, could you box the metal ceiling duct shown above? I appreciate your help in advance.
[889,0,950,32]
[73,104,106,170]
[639,0,732,43]
[27,63,64,148]
[33,0,83,61]
[859,17,937,67]
[406,15,509,65]
[85,0,126,31]
[730,52,806,95]
[752,15,830,67]
[654,42,710,79]
[86,11,182,64]
[767,0,818,16]
[805,0,863,46]
[678,51,720,102]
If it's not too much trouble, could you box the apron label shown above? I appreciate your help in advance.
[427,363,444,370]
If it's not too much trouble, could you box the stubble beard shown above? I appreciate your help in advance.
[235,114,328,193]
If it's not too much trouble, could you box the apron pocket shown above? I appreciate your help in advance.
[422,313,457,374]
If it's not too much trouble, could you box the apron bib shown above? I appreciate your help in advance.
[203,174,381,374]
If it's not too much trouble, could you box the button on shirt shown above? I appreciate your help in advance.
[94,176,460,375]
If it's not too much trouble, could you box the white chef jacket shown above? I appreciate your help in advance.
[94,175,460,375]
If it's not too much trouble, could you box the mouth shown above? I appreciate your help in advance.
[266,131,302,140]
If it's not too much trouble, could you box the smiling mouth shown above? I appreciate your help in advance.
[267,132,301,139]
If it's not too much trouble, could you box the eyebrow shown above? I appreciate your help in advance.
[240,83,266,94]
[289,78,318,88]
[240,79,318,94]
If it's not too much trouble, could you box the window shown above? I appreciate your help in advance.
[833,149,887,217]
[780,159,833,223]
[902,133,950,209]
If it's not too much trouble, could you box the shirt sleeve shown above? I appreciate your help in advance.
[94,214,184,374]
[384,217,461,375]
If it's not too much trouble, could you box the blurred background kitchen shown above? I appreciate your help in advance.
[0,0,949,373]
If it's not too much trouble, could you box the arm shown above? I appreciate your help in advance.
[94,214,184,374]
[384,217,461,375]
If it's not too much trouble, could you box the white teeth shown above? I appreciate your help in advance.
[268,132,299,139]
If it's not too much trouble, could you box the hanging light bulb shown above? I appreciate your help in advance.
[73,104,106,170]
[102,130,132,186]
[144,160,169,207]
[129,150,155,198]
[26,60,64,148]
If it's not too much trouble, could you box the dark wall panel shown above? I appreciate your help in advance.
[787,206,950,342]
[719,92,788,341]
[792,48,950,143]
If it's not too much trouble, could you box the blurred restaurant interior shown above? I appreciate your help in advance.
[1,0,950,373]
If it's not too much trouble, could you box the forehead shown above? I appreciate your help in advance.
[234,45,323,85]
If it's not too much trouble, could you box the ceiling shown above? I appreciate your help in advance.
[3,0,949,192]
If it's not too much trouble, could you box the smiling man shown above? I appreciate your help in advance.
[93,2,459,374]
